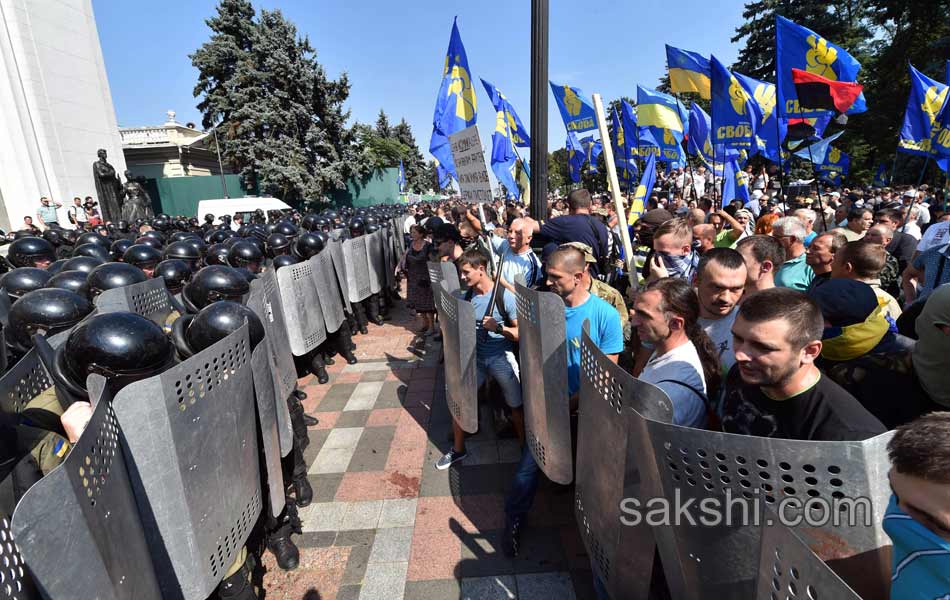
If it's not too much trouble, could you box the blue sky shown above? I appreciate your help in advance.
[93,0,746,159]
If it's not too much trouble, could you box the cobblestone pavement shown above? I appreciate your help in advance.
[260,293,595,600]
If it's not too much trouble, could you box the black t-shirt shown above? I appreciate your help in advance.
[886,231,917,271]
[536,214,609,276]
[720,365,886,441]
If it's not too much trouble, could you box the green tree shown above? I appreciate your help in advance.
[375,109,392,138]
[391,119,427,192]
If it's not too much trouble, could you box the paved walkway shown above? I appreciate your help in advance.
[260,292,596,600]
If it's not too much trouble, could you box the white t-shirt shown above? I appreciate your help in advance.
[639,341,708,428]
[403,215,416,235]
[490,235,543,288]
[918,221,950,253]
[903,222,922,240]
[699,309,739,375]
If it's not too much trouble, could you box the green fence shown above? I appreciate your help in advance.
[141,175,252,217]
[330,168,401,208]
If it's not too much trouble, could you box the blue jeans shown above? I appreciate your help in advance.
[592,571,609,600]
[476,351,522,408]
[504,444,540,523]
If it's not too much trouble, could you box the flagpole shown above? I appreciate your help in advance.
[593,93,637,291]
[797,108,828,232]
[772,117,788,215]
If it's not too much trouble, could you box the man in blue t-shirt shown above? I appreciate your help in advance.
[434,249,524,471]
[502,246,623,557]
[524,188,610,278]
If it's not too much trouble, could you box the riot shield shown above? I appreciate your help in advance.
[311,252,344,334]
[275,258,327,355]
[754,516,861,600]
[327,239,352,313]
[251,342,285,518]
[644,420,894,600]
[0,291,11,327]
[427,261,461,294]
[435,281,478,433]
[12,377,162,600]
[366,230,384,295]
[382,226,396,290]
[0,349,52,429]
[94,277,174,325]
[112,325,262,599]
[342,236,372,303]
[514,282,572,484]
[575,326,674,599]
[248,273,294,457]
[0,510,37,600]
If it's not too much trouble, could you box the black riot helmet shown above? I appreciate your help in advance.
[46,269,90,297]
[141,229,165,243]
[183,236,207,259]
[72,243,112,263]
[123,244,163,276]
[272,254,300,270]
[133,236,163,251]
[273,221,298,238]
[265,233,291,258]
[153,259,192,295]
[293,232,326,260]
[151,216,170,232]
[207,229,233,245]
[204,243,230,266]
[227,240,264,273]
[182,265,250,312]
[42,228,63,247]
[300,214,319,232]
[181,301,265,355]
[55,312,175,396]
[169,231,193,243]
[61,255,104,274]
[204,213,215,225]
[324,210,340,224]
[75,232,110,248]
[348,218,365,238]
[364,215,379,227]
[0,268,53,302]
[365,222,381,234]
[46,258,69,276]
[6,288,93,354]
[116,220,130,234]
[8,237,56,268]
[110,238,133,261]
[85,262,148,300]
[164,240,201,269]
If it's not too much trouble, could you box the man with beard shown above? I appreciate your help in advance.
[694,248,747,373]
[721,288,885,441]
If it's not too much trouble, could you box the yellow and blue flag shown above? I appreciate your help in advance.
[429,18,478,180]
[932,61,950,158]
[872,163,889,187]
[580,136,603,174]
[711,55,757,150]
[722,158,751,206]
[550,82,597,133]
[776,15,865,118]
[900,64,948,157]
[733,72,786,163]
[637,86,687,133]
[666,45,711,99]
[793,130,844,163]
[620,101,641,166]
[489,101,521,200]
[481,79,530,148]
[817,147,849,185]
[628,153,656,225]
[397,160,406,193]
[566,132,586,183]
[687,104,715,168]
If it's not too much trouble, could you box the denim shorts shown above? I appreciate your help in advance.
[476,351,523,409]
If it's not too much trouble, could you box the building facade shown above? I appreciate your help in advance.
[0,0,126,231]
[121,111,226,180]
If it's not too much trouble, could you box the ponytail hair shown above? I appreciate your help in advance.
[643,278,722,399]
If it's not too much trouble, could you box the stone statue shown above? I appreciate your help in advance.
[121,170,153,221]
[92,148,123,222]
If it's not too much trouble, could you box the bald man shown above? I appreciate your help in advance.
[693,224,717,254]
[486,217,544,290]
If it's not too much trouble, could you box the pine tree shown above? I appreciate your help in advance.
[391,119,426,192]
[375,110,392,138]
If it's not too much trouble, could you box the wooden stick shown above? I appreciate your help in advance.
[592,93,637,291]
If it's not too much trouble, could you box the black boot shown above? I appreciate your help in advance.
[309,353,329,384]
[302,414,318,426]
[341,350,358,365]
[292,388,307,401]
[287,395,310,452]
[323,353,335,366]
[266,523,300,571]
[294,474,313,507]
[215,556,257,600]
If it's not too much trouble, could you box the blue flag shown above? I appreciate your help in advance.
[793,130,844,163]
[817,147,849,185]
[775,15,866,118]
[666,45,712,99]
[711,55,757,149]
[621,101,641,174]
[397,160,406,193]
[566,132,586,183]
[580,136,603,174]
[637,86,688,132]
[434,157,452,189]
[490,102,521,200]
[688,104,715,168]
[550,82,597,133]
[722,158,751,206]
[429,18,477,180]
[900,64,948,157]
[628,153,656,225]
[481,79,530,148]
[610,108,633,183]
[873,163,889,187]
[733,72,786,163]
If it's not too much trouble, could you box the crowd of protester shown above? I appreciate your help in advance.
[402,177,950,598]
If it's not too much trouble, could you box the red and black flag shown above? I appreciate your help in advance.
[791,68,864,114]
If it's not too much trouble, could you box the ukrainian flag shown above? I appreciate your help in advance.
[636,86,687,133]
[666,45,711,99]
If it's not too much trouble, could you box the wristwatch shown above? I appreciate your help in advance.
[495,322,505,335]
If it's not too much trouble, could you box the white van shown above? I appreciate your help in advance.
[196,197,292,224]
